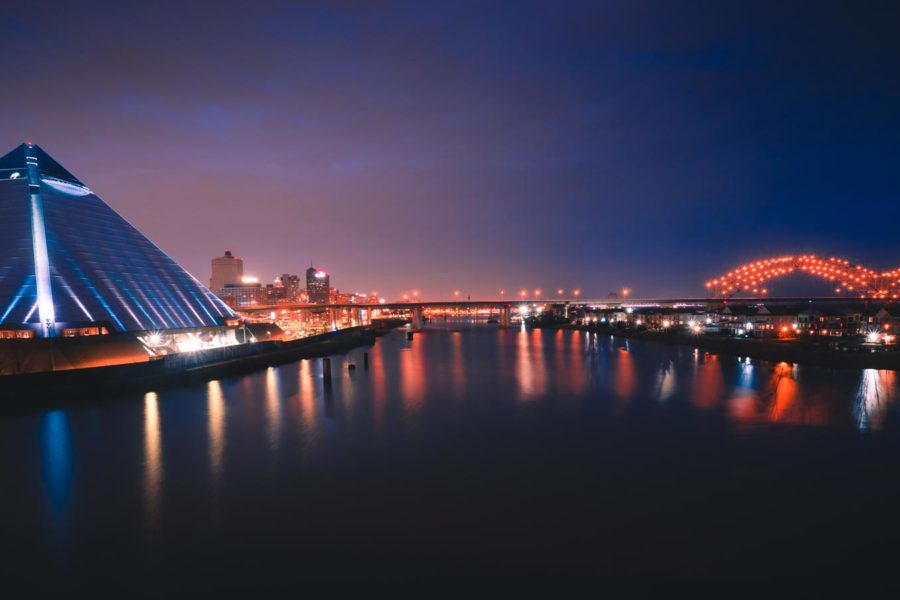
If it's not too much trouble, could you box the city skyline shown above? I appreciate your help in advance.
[5,2,900,592]
[2,1,898,299]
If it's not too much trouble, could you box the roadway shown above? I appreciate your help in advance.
[234,295,872,314]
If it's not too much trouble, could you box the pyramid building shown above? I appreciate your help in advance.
[0,143,237,339]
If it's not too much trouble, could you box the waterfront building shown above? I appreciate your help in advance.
[797,306,865,336]
[716,304,802,336]
[0,143,245,374]
[876,306,900,332]
[306,266,330,304]
[750,305,802,335]
[0,143,236,338]
[210,250,244,293]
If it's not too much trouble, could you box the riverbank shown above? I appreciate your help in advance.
[0,326,379,411]
[553,324,900,370]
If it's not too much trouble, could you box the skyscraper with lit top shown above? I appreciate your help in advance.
[306,266,330,304]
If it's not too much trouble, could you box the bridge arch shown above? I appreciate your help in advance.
[705,255,900,298]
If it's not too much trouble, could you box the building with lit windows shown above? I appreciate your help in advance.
[0,143,246,374]
[279,273,301,302]
[218,282,266,307]
[306,266,330,304]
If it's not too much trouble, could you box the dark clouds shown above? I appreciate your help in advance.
[1,1,899,297]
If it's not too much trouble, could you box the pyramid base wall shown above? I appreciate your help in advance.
[0,334,150,376]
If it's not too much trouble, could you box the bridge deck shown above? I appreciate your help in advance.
[234,296,872,313]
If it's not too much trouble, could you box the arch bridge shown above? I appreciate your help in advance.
[706,255,900,299]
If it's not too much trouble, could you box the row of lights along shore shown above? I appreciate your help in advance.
[395,289,601,301]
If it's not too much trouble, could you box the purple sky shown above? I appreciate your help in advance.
[2,1,899,299]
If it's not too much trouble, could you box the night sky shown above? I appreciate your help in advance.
[1,1,898,299]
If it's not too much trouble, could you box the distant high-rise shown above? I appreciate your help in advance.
[306,266,330,304]
[210,250,243,294]
[280,274,301,302]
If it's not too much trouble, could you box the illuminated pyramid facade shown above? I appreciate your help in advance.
[0,143,236,337]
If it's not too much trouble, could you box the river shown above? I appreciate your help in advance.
[3,322,900,590]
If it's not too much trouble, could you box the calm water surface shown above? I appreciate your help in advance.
[4,323,900,590]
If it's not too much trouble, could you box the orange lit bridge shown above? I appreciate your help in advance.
[706,255,900,299]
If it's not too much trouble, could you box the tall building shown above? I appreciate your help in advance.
[306,266,330,304]
[0,143,236,338]
[279,274,301,302]
[210,250,243,294]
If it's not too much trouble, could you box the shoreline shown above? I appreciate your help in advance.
[1,325,382,413]
[550,324,900,371]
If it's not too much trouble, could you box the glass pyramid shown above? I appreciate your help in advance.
[0,143,235,337]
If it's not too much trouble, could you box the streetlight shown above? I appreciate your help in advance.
[557,289,564,296]
[534,288,542,299]
[573,289,581,298]
[520,289,528,299]
[621,288,631,298]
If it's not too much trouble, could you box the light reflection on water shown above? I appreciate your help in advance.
[207,380,225,481]
[656,361,676,402]
[516,327,547,401]
[693,352,724,410]
[854,369,896,432]
[298,359,318,434]
[265,367,282,450]
[22,325,900,526]
[400,333,426,411]
[143,392,163,528]
[40,410,72,518]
